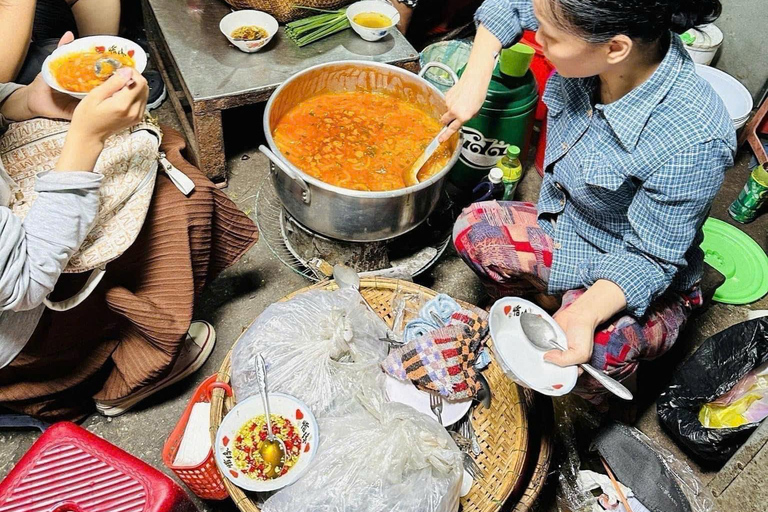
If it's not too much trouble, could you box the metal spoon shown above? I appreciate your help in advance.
[519,312,633,401]
[332,264,401,342]
[403,126,450,187]
[255,354,288,479]
[94,57,123,79]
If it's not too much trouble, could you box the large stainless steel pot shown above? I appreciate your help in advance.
[261,61,461,242]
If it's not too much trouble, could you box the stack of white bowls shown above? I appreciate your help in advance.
[695,64,754,130]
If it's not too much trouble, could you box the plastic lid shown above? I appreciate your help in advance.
[506,145,521,159]
[488,167,504,183]
[680,32,696,45]
[700,217,768,305]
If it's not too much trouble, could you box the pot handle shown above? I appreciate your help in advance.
[259,145,311,204]
[419,62,459,88]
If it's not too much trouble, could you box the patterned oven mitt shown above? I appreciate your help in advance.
[382,309,489,400]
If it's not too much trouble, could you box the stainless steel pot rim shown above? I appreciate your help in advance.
[263,59,461,200]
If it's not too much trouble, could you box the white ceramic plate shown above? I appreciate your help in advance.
[214,393,318,492]
[488,297,578,396]
[220,10,278,53]
[42,35,147,100]
[385,376,472,426]
[346,0,401,42]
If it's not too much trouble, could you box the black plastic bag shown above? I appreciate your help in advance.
[657,317,768,465]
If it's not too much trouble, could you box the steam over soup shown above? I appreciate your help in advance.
[272,91,452,191]
[50,46,136,93]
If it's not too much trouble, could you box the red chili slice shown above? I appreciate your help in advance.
[128,49,135,57]
[95,46,105,53]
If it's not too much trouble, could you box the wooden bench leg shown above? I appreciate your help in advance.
[192,107,227,183]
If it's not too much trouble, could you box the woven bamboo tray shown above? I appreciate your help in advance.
[512,392,554,512]
[209,277,548,512]
[222,0,353,23]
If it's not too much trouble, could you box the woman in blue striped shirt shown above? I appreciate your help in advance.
[447,0,736,402]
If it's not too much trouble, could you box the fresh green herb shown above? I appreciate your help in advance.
[285,6,350,47]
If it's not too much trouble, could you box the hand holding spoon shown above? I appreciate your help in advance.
[520,312,633,400]
[255,354,287,478]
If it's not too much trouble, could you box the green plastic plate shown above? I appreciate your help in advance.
[701,217,768,305]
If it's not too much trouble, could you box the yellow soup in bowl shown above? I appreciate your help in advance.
[352,12,392,28]
[50,46,136,93]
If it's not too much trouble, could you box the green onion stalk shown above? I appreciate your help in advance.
[285,6,351,47]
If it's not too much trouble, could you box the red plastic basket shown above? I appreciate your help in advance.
[163,374,233,501]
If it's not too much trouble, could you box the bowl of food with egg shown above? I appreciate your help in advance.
[215,392,318,492]
[220,10,278,53]
[346,0,400,41]
[42,35,147,99]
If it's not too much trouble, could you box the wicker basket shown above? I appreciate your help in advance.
[222,0,354,24]
[512,392,554,512]
[209,277,550,512]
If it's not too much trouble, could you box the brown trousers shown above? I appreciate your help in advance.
[0,128,258,421]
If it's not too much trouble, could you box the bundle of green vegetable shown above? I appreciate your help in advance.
[285,7,350,47]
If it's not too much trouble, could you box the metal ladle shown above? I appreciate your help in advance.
[402,62,460,188]
[520,312,633,400]
[332,264,402,344]
[403,126,450,187]
[255,354,287,479]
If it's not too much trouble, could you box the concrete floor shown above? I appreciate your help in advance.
[0,101,766,512]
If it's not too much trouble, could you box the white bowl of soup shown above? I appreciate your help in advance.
[220,10,278,53]
[42,36,147,99]
[346,0,400,42]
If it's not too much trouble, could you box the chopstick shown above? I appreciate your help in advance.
[600,456,634,512]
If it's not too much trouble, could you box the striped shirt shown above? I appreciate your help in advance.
[475,0,737,315]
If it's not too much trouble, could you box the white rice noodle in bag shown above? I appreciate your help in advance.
[262,388,463,512]
[231,288,389,416]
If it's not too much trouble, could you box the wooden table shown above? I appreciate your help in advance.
[141,0,420,181]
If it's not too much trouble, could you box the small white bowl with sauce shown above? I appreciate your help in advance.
[220,10,278,53]
[346,1,401,42]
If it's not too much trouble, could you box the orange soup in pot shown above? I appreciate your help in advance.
[272,91,451,192]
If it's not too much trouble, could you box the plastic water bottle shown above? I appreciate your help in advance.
[472,167,505,202]
[495,145,523,200]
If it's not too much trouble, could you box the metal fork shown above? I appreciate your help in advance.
[463,453,485,480]
[451,430,486,479]
[429,393,444,425]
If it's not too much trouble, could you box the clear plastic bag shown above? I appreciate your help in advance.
[604,426,715,512]
[231,288,389,416]
[552,398,714,512]
[262,388,463,512]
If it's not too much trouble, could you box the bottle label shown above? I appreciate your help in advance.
[459,126,509,169]
[728,169,768,223]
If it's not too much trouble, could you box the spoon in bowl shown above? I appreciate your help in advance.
[255,354,288,478]
[94,57,123,79]
[403,125,451,187]
[519,312,633,400]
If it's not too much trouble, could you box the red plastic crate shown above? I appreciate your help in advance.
[0,422,198,512]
